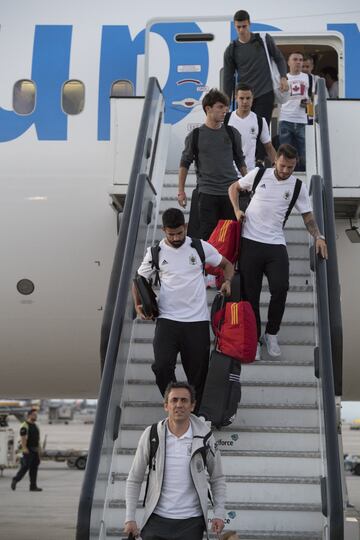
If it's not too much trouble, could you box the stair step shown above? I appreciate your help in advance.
[124,379,317,406]
[101,501,323,532]
[113,449,321,477]
[118,423,320,452]
[106,528,322,540]
[108,474,321,504]
[133,319,315,341]
[154,216,308,243]
[130,341,316,368]
[120,402,319,428]
[127,356,316,383]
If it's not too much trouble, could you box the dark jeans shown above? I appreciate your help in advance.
[198,192,236,240]
[13,450,40,488]
[278,120,306,171]
[141,513,205,540]
[252,90,274,161]
[152,319,210,413]
[240,237,289,339]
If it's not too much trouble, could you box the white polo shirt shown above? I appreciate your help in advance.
[154,423,202,519]
[227,110,271,171]
[137,237,222,322]
[239,167,312,245]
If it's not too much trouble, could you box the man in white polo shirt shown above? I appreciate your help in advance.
[132,208,234,412]
[124,381,226,539]
[225,83,276,171]
[228,144,328,359]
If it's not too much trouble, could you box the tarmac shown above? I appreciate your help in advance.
[0,418,360,540]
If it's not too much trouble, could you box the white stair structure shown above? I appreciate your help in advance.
[99,170,326,540]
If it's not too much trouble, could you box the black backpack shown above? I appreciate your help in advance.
[223,110,263,148]
[133,274,159,319]
[150,238,206,286]
[246,167,302,227]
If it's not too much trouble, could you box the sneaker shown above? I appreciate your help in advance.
[255,342,261,361]
[263,333,281,357]
[29,486,43,492]
[11,478,16,491]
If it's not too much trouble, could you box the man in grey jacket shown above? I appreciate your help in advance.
[124,382,226,539]
[178,88,247,240]
[223,10,288,162]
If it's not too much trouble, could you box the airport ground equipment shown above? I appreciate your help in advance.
[48,403,75,424]
[0,428,16,473]
[344,456,360,477]
[40,434,88,470]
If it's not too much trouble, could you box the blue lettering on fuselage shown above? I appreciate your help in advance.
[98,26,145,141]
[327,23,360,97]
[98,22,208,139]
[0,21,359,142]
[149,22,208,126]
[0,26,72,142]
[230,22,281,40]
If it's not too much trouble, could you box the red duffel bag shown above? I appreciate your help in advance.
[213,298,257,364]
[205,220,241,277]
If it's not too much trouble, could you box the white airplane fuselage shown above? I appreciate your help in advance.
[1,0,359,398]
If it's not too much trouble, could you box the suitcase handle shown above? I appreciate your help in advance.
[213,293,226,350]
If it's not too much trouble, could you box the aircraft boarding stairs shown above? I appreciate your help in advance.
[102,170,325,540]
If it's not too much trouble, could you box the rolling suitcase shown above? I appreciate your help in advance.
[198,348,241,429]
[199,295,242,429]
[199,271,257,427]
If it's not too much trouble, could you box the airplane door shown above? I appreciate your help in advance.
[145,18,231,169]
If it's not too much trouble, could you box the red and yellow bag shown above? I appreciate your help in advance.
[205,220,241,277]
[214,300,257,364]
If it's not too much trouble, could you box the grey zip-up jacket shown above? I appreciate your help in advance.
[125,415,226,535]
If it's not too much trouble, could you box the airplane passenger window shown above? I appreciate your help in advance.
[13,80,36,115]
[111,80,134,97]
[62,80,85,115]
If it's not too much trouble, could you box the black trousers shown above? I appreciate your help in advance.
[252,90,275,160]
[198,192,236,240]
[141,513,205,540]
[240,237,289,339]
[152,319,210,413]
[13,450,40,488]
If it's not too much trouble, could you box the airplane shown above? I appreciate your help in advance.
[0,0,359,402]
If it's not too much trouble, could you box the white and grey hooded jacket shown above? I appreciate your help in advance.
[125,414,226,535]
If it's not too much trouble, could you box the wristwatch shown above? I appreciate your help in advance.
[316,235,325,241]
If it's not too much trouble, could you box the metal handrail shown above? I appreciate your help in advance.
[310,174,344,539]
[76,78,162,540]
[316,78,343,396]
[100,77,162,369]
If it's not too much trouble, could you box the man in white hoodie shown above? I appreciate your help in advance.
[124,382,226,540]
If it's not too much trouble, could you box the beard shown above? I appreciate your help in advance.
[169,238,186,248]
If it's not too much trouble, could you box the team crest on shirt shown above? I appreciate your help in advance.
[250,127,256,135]
[284,190,291,200]
[189,254,197,265]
